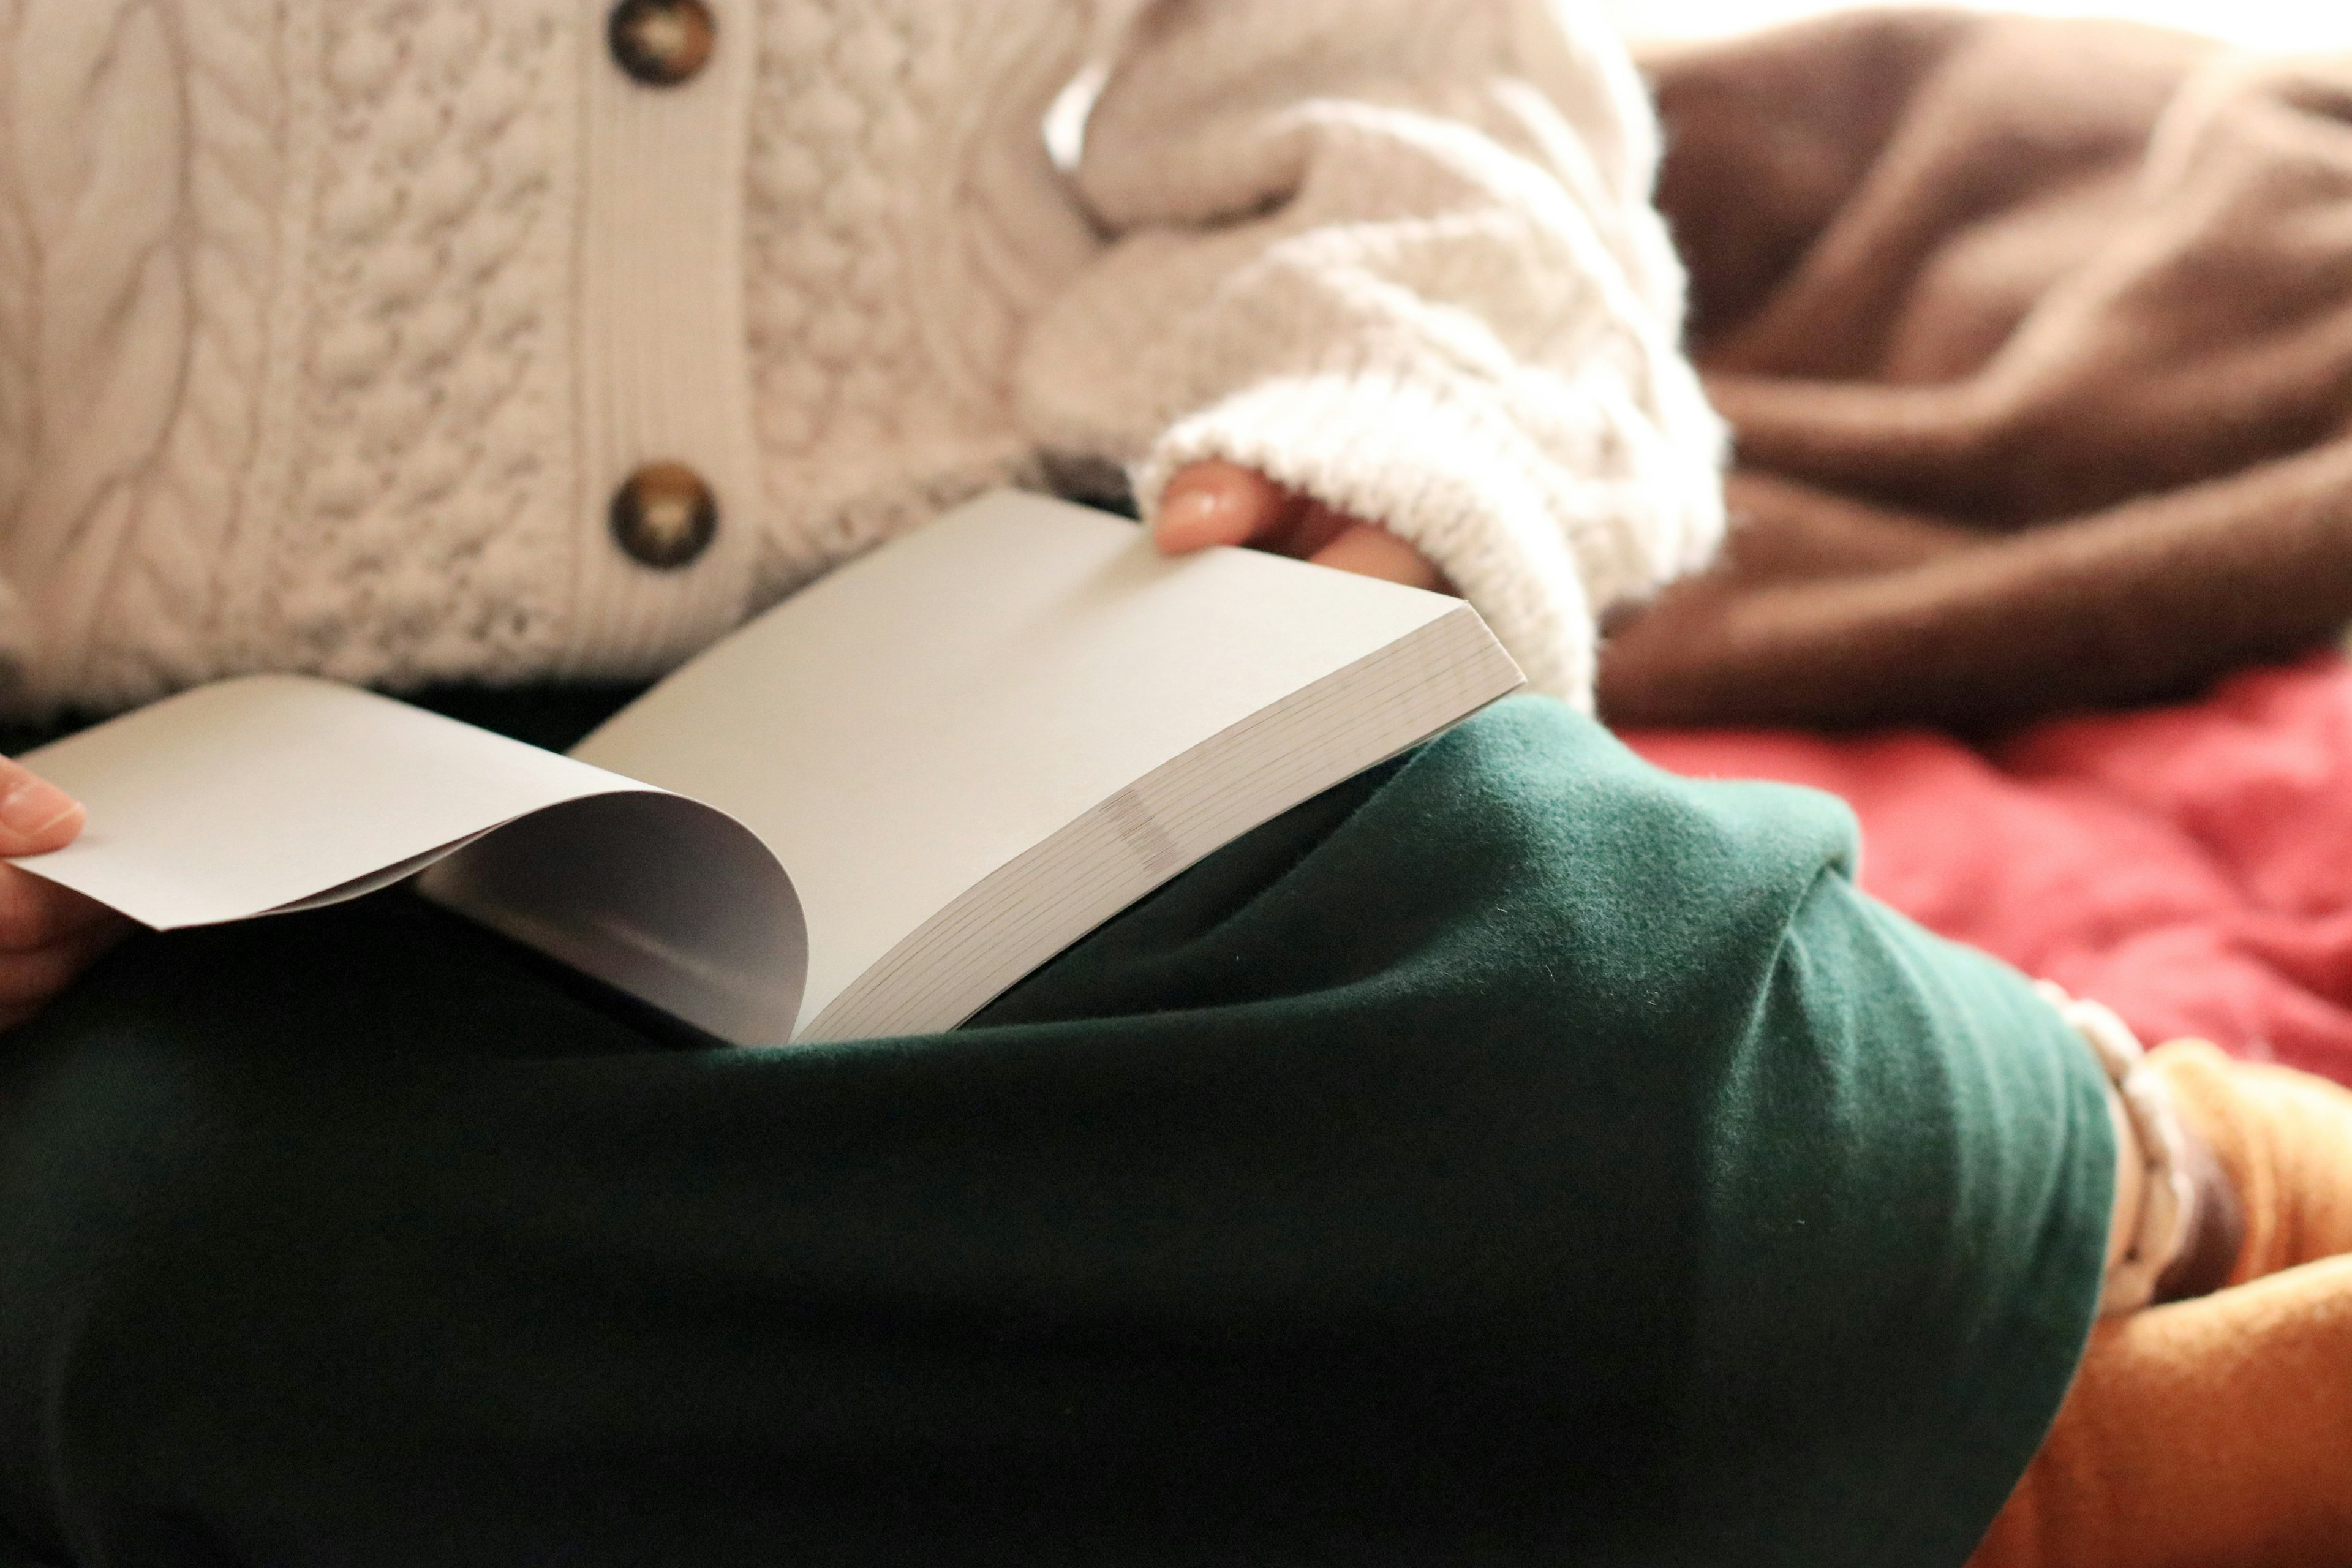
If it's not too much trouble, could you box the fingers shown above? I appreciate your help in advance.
[1308,521,1450,592]
[0,755,84,854]
[0,772,116,1031]
[0,862,120,951]
[0,913,128,1031]
[0,866,128,1032]
[0,865,127,1031]
[1156,461,1454,594]
[1156,462,1453,592]
[1153,461,1289,554]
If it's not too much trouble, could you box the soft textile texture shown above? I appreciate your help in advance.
[0,696,2108,1567]
[2161,1040,2352,1291]
[1970,1039,2352,1568]
[1597,9,2352,730]
[0,0,1719,715]
[1626,655,2352,1088]
[2042,992,2195,1315]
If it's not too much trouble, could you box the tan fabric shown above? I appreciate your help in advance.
[1970,1040,2352,1568]
[1598,10,2352,731]
[2155,1039,2352,1289]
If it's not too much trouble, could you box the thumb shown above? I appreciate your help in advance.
[0,757,85,854]
[1308,521,1450,592]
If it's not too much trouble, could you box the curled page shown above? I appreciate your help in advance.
[11,676,807,1044]
[568,490,1518,1041]
[416,796,806,1045]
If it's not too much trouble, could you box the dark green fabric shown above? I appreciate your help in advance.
[0,696,2111,1567]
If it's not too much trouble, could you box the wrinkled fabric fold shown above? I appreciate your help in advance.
[1600,10,2352,729]
[0,696,2108,1566]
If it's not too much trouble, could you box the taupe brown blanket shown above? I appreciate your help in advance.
[1598,10,2352,731]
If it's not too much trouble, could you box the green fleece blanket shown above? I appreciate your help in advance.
[0,696,2109,1567]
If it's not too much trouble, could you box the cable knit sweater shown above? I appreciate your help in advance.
[0,0,1722,718]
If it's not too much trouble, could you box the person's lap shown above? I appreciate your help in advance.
[0,698,2114,1567]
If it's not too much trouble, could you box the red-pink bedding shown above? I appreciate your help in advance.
[1623,656,2352,1087]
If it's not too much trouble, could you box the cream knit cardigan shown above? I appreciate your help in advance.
[0,0,1721,717]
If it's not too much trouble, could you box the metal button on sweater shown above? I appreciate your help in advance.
[612,463,718,569]
[608,0,716,87]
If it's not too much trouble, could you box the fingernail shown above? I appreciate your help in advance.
[1156,489,1235,552]
[1159,489,1219,528]
[0,769,81,845]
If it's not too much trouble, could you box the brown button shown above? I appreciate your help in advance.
[611,462,718,570]
[608,0,716,88]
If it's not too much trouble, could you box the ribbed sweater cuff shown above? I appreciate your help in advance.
[1133,371,1602,705]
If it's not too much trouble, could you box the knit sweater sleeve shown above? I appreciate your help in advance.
[1012,0,1725,704]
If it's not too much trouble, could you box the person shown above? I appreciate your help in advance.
[0,0,1722,1017]
[0,3,2339,1566]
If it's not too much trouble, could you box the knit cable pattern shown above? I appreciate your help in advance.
[0,0,1722,714]
[278,0,572,690]
[741,0,1084,605]
[2,0,282,706]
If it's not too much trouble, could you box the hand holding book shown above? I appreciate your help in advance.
[0,758,124,1028]
[1155,461,1450,592]
[3,492,1517,1043]
[0,467,1444,1035]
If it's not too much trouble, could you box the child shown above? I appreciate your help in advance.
[0,4,2341,1566]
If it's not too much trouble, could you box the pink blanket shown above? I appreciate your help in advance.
[1624,657,2352,1087]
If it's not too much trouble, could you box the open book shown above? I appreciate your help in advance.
[10,491,1522,1044]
